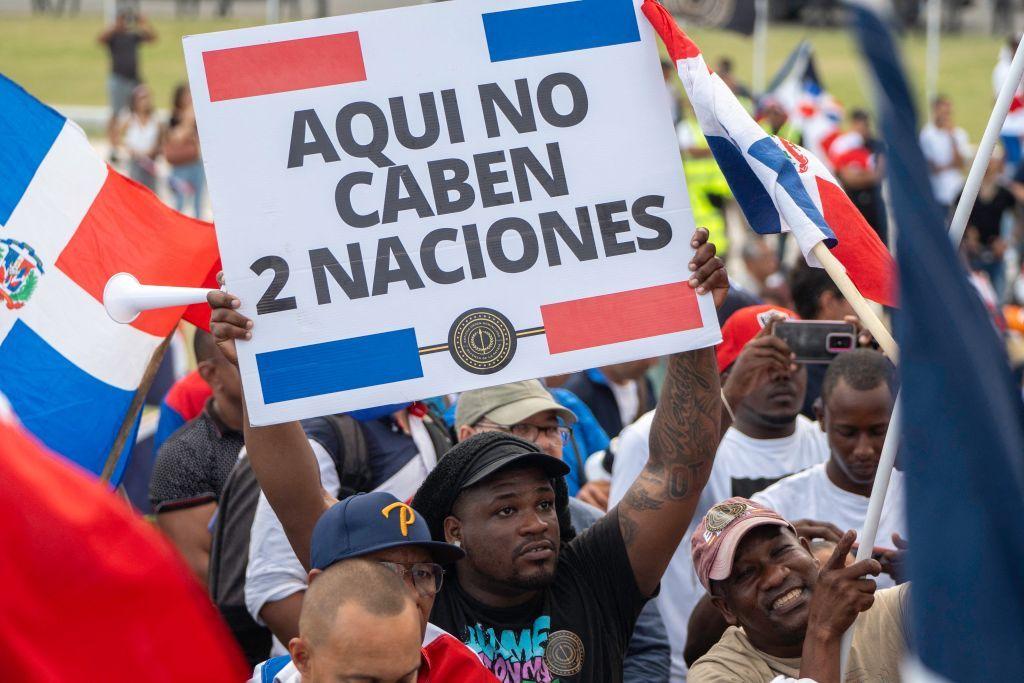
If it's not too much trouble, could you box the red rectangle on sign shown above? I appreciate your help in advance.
[203,32,366,102]
[541,281,704,354]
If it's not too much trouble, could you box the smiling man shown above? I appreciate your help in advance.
[688,498,909,683]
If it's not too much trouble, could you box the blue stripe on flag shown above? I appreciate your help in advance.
[256,328,423,404]
[482,0,640,62]
[0,320,135,475]
[706,135,783,234]
[747,137,837,245]
[0,75,66,226]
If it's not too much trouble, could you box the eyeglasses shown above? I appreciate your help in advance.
[476,420,572,445]
[379,561,445,596]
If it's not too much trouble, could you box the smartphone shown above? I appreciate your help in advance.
[772,320,856,364]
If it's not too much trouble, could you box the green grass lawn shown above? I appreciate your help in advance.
[0,13,1005,139]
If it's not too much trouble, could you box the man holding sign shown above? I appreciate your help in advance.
[183,0,721,426]
[209,227,727,682]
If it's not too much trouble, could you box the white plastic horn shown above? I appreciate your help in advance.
[103,272,216,324]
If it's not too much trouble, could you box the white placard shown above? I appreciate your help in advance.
[184,0,721,425]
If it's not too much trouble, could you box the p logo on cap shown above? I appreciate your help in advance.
[381,502,416,537]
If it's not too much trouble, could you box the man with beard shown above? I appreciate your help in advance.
[209,228,729,682]
[753,349,907,587]
[687,498,908,682]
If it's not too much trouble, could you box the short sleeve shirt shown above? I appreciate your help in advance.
[149,399,244,513]
[106,31,142,80]
[688,584,909,682]
[429,509,648,682]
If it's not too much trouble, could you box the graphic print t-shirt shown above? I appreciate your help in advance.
[430,509,648,683]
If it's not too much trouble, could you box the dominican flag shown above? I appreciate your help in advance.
[643,0,895,307]
[0,76,219,481]
[764,41,844,163]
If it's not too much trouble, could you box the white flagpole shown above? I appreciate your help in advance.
[839,20,1024,675]
[948,34,1024,246]
[753,0,768,95]
[925,0,941,109]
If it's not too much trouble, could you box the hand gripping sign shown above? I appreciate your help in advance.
[183,0,721,425]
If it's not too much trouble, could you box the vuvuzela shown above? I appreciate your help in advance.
[102,272,216,324]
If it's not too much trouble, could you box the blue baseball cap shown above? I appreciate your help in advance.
[310,491,465,570]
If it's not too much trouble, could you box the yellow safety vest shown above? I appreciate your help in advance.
[681,118,730,254]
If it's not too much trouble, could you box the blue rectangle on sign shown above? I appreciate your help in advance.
[482,0,641,62]
[0,75,66,226]
[256,328,424,404]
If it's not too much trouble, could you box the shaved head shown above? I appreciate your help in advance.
[292,560,422,682]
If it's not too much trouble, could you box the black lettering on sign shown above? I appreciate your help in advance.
[310,245,369,303]
[428,158,476,216]
[382,165,436,224]
[487,217,539,274]
[421,228,465,285]
[596,200,636,257]
[474,151,514,208]
[251,255,297,314]
[536,72,589,128]
[462,224,487,280]
[335,101,394,168]
[440,89,465,144]
[509,143,568,202]
[540,207,597,267]
[478,79,537,138]
[372,236,426,296]
[389,92,441,150]
[335,172,379,228]
[287,109,340,168]
[632,195,673,251]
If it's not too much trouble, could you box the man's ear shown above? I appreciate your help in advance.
[818,290,836,318]
[709,592,740,628]
[289,637,312,675]
[443,515,462,546]
[813,398,825,429]
[196,360,217,389]
[307,568,322,585]
[457,424,475,443]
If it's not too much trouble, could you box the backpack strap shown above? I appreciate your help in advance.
[323,414,371,497]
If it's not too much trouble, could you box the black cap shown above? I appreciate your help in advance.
[458,434,569,490]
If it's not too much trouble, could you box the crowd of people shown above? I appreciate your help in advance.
[84,14,1024,683]
[131,223,924,683]
[100,8,207,217]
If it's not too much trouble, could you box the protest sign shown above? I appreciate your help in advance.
[184,0,721,425]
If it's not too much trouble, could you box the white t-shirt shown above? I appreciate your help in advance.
[609,412,829,682]
[752,463,907,589]
[608,378,640,431]
[919,123,971,206]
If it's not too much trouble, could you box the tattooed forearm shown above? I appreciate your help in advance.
[648,347,720,481]
[618,347,721,595]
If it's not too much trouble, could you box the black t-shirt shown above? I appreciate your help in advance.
[964,185,1015,246]
[430,509,649,682]
[106,31,142,80]
[148,400,244,512]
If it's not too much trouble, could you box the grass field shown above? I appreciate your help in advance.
[0,14,1007,139]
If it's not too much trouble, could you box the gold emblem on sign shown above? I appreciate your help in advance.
[544,629,584,677]
[447,308,517,375]
[705,502,750,533]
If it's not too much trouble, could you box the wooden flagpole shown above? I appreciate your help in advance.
[99,334,172,482]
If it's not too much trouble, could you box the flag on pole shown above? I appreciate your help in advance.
[849,3,1024,679]
[0,399,248,681]
[642,0,896,307]
[0,75,220,480]
[764,41,844,162]
[646,2,894,307]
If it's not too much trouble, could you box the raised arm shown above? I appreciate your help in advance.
[616,228,726,596]
[209,286,335,571]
